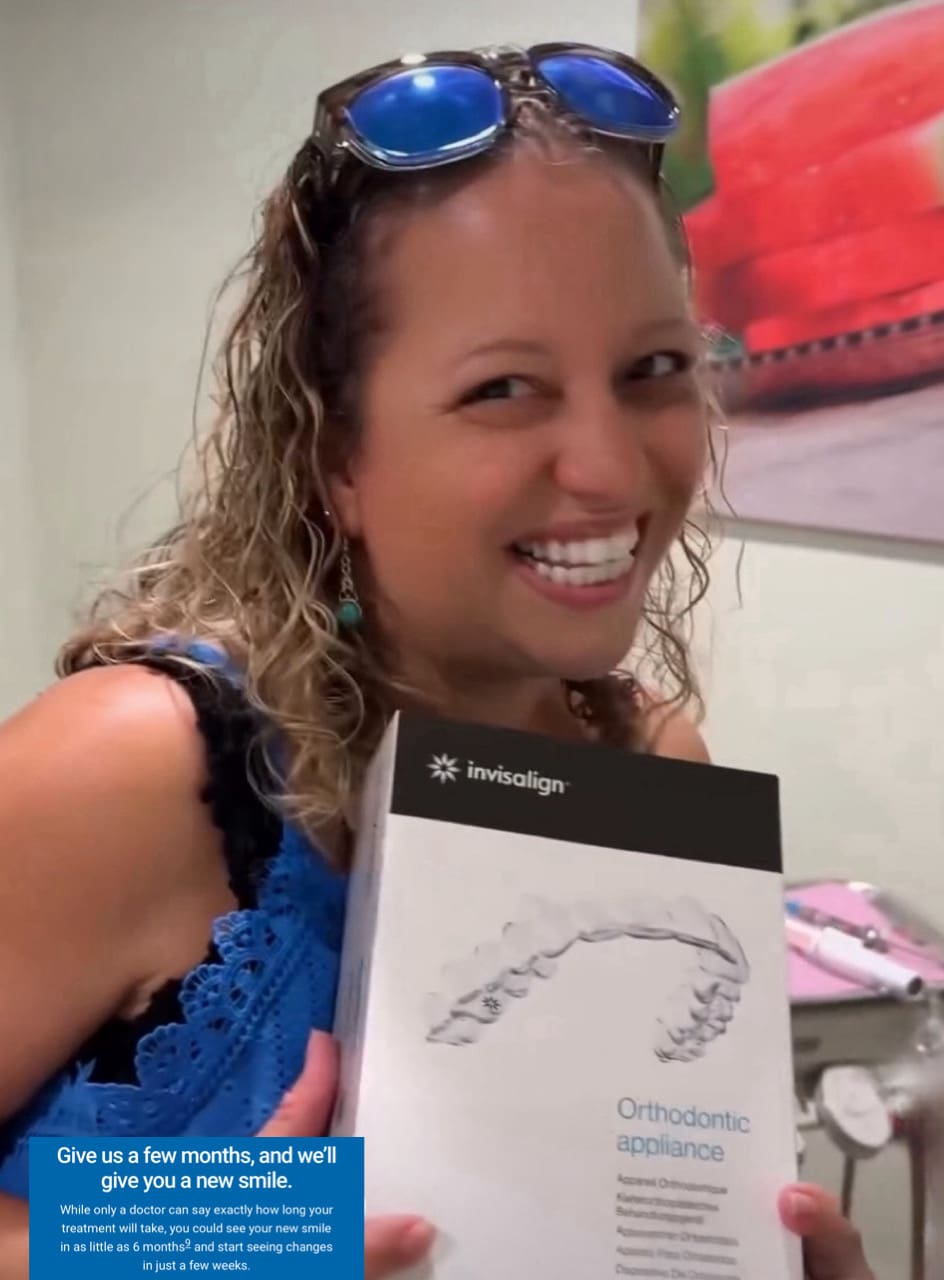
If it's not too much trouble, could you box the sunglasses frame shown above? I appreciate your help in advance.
[310,42,680,184]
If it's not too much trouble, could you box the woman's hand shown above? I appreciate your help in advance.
[779,1183,875,1279]
[257,1031,435,1279]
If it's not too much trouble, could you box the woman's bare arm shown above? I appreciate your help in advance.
[0,664,232,1270]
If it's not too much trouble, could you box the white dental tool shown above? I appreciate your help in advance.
[815,1065,893,1160]
[786,915,924,1000]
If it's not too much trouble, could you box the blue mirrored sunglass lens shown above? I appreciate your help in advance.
[537,54,677,138]
[346,65,503,164]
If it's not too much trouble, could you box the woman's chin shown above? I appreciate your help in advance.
[530,638,636,686]
[507,597,642,686]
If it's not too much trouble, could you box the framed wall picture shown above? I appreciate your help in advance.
[639,0,944,543]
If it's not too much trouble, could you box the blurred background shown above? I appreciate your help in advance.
[2,3,943,1273]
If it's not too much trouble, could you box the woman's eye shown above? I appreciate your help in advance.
[461,376,534,404]
[627,350,693,380]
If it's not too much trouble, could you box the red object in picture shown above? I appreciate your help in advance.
[682,1,944,400]
[706,0,944,194]
[639,0,944,542]
[745,280,944,353]
[686,112,944,270]
[703,209,944,329]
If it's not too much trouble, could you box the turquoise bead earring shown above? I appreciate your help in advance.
[335,538,363,629]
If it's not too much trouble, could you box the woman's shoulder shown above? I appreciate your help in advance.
[1,652,284,932]
[0,660,232,958]
[2,660,208,809]
[0,654,276,915]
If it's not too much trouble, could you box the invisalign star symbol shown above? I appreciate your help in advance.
[482,995,502,1015]
[428,753,459,784]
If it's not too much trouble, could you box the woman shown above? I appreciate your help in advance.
[0,42,873,1278]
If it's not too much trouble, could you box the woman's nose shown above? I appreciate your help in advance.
[552,395,650,507]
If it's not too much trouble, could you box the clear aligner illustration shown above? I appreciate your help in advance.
[424,895,750,1063]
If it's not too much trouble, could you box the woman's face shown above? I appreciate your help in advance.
[331,145,707,691]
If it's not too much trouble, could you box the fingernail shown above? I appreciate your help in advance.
[786,1190,818,1219]
[400,1218,435,1260]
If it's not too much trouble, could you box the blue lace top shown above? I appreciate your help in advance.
[0,641,348,1200]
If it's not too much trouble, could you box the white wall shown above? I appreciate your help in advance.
[0,9,44,713]
[697,521,944,919]
[691,524,944,1280]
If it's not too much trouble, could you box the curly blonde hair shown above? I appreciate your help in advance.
[57,103,720,851]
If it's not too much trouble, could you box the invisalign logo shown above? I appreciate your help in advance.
[428,754,460,784]
[427,754,568,797]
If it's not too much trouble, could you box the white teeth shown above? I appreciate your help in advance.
[501,920,537,968]
[443,955,485,1002]
[516,530,640,585]
[623,896,676,941]
[532,559,628,587]
[654,1026,708,1063]
[689,998,713,1025]
[530,900,577,957]
[531,954,557,979]
[692,974,721,1003]
[699,916,750,983]
[473,987,506,1021]
[655,980,734,1061]
[677,1040,707,1062]
[573,901,625,942]
[500,921,539,995]
[474,941,504,977]
[660,990,699,1037]
[428,1016,482,1046]
[425,992,454,1028]
[717,978,742,1003]
[668,897,714,946]
[519,531,638,564]
[654,1033,677,1061]
[426,898,749,1060]
[503,970,532,997]
[712,994,736,1022]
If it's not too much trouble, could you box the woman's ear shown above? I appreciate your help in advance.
[326,472,362,538]
[323,442,363,539]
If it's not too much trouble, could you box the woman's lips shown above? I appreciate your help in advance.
[509,547,636,611]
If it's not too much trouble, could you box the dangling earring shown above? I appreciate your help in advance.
[335,538,363,629]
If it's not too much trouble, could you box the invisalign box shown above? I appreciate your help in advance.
[331,712,801,1280]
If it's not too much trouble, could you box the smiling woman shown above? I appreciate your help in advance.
[323,139,706,693]
[0,40,872,1280]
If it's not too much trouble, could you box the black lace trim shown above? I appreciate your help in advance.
[74,654,281,1084]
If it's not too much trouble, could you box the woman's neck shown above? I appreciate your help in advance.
[399,667,587,743]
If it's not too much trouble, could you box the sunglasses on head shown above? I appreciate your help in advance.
[307,42,681,187]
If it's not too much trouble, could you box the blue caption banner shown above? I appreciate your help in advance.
[29,1137,364,1279]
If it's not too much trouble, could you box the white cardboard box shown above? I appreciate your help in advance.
[331,712,802,1280]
